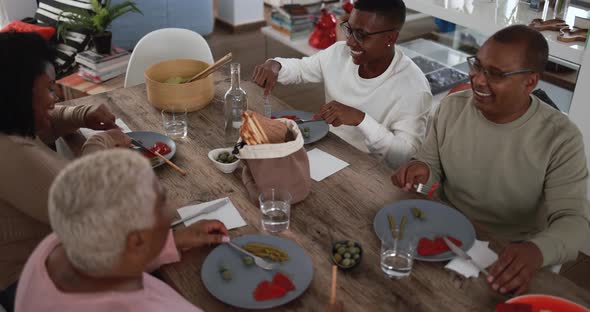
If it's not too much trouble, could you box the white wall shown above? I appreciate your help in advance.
[0,0,37,28]
[568,45,590,256]
[217,0,264,26]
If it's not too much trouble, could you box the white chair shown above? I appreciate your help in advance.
[124,28,214,88]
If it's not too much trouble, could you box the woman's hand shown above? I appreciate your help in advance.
[174,219,230,251]
[85,104,117,130]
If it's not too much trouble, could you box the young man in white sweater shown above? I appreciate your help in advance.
[252,0,432,169]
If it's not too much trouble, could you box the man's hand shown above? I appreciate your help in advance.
[174,219,230,251]
[391,160,430,192]
[251,60,282,95]
[102,129,131,148]
[85,104,117,130]
[487,242,543,295]
[313,101,365,127]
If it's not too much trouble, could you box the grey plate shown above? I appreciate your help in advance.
[201,235,314,309]
[127,131,176,168]
[373,199,475,262]
[272,110,329,144]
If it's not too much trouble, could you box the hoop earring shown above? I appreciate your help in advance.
[387,43,392,47]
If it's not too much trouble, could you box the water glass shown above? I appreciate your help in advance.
[380,229,416,279]
[259,189,292,233]
[161,109,188,140]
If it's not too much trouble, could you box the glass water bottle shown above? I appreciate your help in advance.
[224,63,248,145]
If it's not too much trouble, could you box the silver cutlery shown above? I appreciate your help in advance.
[442,236,489,276]
[295,119,325,124]
[227,241,278,271]
[171,198,228,227]
[413,181,439,197]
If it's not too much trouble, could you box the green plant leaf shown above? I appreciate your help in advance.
[57,0,141,36]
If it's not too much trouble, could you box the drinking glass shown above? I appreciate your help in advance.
[161,108,187,140]
[380,229,416,279]
[259,189,292,233]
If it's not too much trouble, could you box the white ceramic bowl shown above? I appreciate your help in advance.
[208,148,241,174]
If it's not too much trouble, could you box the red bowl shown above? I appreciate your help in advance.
[507,294,589,312]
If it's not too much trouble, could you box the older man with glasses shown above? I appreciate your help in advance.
[252,0,432,169]
[392,25,590,295]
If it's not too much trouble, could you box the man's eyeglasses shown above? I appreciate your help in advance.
[467,56,533,83]
[340,22,398,45]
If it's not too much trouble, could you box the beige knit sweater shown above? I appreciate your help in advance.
[0,105,115,290]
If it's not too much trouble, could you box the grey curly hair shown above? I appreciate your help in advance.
[49,149,157,275]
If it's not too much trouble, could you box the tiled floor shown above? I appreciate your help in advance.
[205,10,590,292]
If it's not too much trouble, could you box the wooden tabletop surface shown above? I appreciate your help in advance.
[62,72,590,312]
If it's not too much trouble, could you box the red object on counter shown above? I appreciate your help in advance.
[308,6,337,49]
[342,0,354,13]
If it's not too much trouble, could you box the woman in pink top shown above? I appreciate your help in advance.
[15,149,230,312]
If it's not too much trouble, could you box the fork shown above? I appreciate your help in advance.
[414,181,440,198]
[227,241,278,271]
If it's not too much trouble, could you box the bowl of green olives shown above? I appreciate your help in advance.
[208,148,240,173]
[331,240,362,271]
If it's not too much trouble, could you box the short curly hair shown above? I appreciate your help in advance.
[491,25,549,73]
[0,32,55,137]
[354,0,407,30]
[49,149,158,275]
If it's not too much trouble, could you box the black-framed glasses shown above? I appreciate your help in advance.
[340,22,398,45]
[467,56,534,83]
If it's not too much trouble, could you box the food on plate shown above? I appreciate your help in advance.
[243,242,289,262]
[496,303,533,312]
[302,127,310,139]
[219,265,232,281]
[141,141,172,158]
[417,236,463,256]
[216,151,238,164]
[387,214,397,238]
[164,76,190,84]
[253,273,295,301]
[332,241,362,268]
[411,207,425,220]
[242,255,254,266]
[399,215,407,240]
[253,280,287,301]
[240,111,288,145]
[279,115,299,120]
[272,272,295,291]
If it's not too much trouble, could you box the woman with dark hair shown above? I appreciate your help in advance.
[0,32,130,311]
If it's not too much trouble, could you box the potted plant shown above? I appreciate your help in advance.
[58,0,142,54]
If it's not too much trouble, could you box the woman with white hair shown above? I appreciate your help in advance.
[14,149,229,312]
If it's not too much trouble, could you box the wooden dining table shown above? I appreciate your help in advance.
[62,71,590,312]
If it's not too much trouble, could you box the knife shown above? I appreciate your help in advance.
[442,236,489,276]
[171,198,228,227]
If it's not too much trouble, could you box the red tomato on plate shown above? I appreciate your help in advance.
[142,141,171,158]
[417,236,462,256]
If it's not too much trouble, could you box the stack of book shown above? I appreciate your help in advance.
[75,47,130,83]
[270,4,314,40]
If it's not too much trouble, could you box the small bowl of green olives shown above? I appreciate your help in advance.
[331,240,362,271]
[208,148,241,173]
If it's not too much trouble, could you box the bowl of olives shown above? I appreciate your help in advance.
[331,240,362,271]
[208,147,240,173]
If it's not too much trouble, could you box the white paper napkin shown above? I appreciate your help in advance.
[177,197,247,230]
[307,148,350,182]
[444,240,498,278]
[79,118,132,138]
